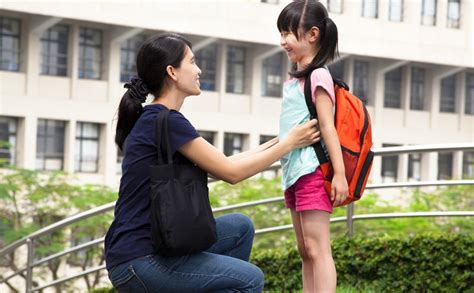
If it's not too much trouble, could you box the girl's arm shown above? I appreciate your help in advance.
[179,120,320,184]
[315,87,348,206]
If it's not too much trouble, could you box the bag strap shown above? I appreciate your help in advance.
[155,109,173,165]
[303,75,329,164]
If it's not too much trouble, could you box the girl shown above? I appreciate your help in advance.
[105,33,321,292]
[277,1,348,292]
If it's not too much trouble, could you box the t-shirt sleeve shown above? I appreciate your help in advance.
[310,68,335,105]
[168,110,199,154]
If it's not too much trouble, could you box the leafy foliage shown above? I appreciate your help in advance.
[252,233,474,292]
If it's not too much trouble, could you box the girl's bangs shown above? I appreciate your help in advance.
[277,5,302,38]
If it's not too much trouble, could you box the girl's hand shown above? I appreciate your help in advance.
[285,119,320,150]
[331,173,348,207]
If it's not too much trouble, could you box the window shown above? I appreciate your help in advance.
[381,144,400,182]
[40,25,69,76]
[408,153,422,181]
[198,130,215,145]
[79,28,103,79]
[259,135,274,145]
[120,34,146,82]
[262,52,284,97]
[353,60,369,104]
[328,0,343,13]
[440,75,456,113]
[224,133,244,156]
[226,46,246,94]
[116,147,124,174]
[195,44,218,91]
[328,60,344,80]
[465,73,474,115]
[36,119,65,171]
[0,116,18,166]
[362,0,378,18]
[384,67,402,108]
[0,17,21,71]
[421,0,437,26]
[75,122,100,173]
[447,0,460,28]
[389,0,403,21]
[463,152,474,179]
[410,67,425,110]
[438,153,453,180]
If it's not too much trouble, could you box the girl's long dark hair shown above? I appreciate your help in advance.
[277,0,339,78]
[115,33,192,151]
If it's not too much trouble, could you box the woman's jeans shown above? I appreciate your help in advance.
[108,213,264,292]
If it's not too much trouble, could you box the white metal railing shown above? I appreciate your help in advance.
[0,143,473,292]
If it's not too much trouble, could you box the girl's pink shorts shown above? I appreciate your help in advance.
[284,167,333,213]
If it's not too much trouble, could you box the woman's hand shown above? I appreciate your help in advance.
[285,119,320,150]
[331,173,348,207]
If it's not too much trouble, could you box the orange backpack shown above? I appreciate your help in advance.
[304,75,374,206]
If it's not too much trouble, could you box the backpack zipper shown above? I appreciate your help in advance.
[354,150,374,198]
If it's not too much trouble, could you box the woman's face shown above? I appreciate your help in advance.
[174,46,202,96]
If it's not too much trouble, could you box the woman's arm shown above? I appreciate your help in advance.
[179,120,320,184]
[228,137,278,161]
[315,87,348,206]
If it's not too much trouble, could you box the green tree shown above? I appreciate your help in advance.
[0,168,116,292]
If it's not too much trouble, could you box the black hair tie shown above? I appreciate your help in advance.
[124,76,149,104]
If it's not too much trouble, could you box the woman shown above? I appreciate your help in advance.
[105,33,320,292]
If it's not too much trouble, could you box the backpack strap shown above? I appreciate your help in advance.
[303,75,329,164]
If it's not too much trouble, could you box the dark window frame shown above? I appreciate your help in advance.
[75,122,100,173]
[120,34,147,83]
[226,46,246,94]
[384,67,402,109]
[0,17,21,72]
[224,133,244,156]
[36,119,66,171]
[79,27,103,80]
[262,52,284,97]
[195,43,218,91]
[440,74,456,113]
[410,67,426,110]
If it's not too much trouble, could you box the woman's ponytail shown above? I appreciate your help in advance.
[115,77,149,151]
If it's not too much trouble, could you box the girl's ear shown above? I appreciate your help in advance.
[308,26,320,43]
[166,65,178,81]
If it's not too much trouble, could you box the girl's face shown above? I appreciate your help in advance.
[280,29,319,66]
[174,47,202,96]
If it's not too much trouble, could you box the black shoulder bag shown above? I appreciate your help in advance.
[149,109,217,257]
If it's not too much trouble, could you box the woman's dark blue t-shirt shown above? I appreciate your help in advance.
[104,104,199,270]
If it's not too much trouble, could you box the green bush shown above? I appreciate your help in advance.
[251,233,474,292]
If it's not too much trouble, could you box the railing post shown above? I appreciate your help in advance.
[26,238,34,293]
[347,203,354,237]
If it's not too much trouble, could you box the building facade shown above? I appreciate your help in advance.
[0,0,473,189]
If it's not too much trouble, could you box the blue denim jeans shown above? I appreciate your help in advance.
[108,213,264,292]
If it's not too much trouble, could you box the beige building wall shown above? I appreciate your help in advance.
[0,0,473,189]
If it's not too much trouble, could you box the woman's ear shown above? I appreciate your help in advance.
[308,26,320,43]
[166,65,178,81]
